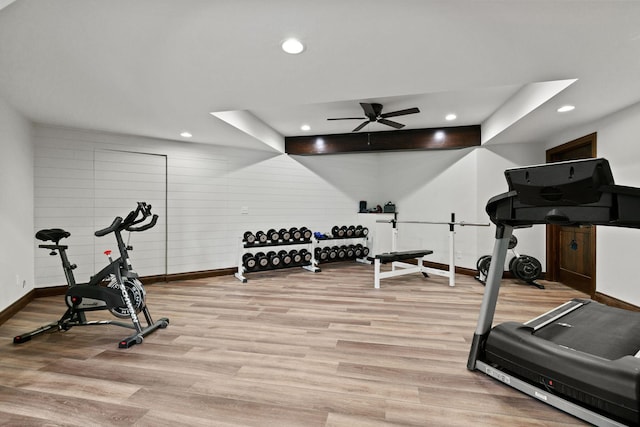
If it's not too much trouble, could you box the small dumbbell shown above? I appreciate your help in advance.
[279,228,291,241]
[255,252,269,268]
[290,227,302,241]
[354,225,363,237]
[244,231,256,244]
[299,249,312,263]
[346,226,355,237]
[346,245,355,258]
[318,247,330,261]
[256,230,268,244]
[300,227,312,240]
[279,250,292,266]
[354,244,363,258]
[243,253,257,270]
[267,229,280,242]
[267,251,281,268]
[290,249,303,264]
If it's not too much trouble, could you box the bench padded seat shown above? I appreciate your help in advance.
[375,250,433,264]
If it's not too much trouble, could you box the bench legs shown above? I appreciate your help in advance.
[374,257,430,289]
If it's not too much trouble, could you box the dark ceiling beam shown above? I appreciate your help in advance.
[284,125,481,155]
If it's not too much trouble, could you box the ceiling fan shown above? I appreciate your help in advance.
[327,102,420,132]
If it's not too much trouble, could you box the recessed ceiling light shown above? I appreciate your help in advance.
[445,113,457,121]
[180,131,192,138]
[281,38,305,54]
[300,124,311,131]
[557,105,575,113]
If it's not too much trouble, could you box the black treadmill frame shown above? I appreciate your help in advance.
[467,158,640,427]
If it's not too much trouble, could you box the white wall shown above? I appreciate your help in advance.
[33,125,379,287]
[476,143,546,266]
[544,100,640,305]
[372,145,544,270]
[0,97,33,312]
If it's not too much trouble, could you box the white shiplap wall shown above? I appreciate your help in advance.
[34,125,379,287]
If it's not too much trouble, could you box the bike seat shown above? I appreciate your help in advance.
[35,228,70,242]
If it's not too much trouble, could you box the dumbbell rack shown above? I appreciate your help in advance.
[311,225,370,268]
[312,236,370,267]
[235,228,320,283]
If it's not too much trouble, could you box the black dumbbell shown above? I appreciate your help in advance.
[354,225,363,237]
[346,245,355,258]
[314,247,322,258]
[335,246,346,259]
[346,226,355,237]
[318,247,330,261]
[267,229,280,242]
[267,251,281,268]
[328,246,338,260]
[300,227,312,240]
[354,244,363,258]
[279,228,291,241]
[244,231,257,244]
[243,253,257,270]
[299,249,312,263]
[331,225,340,237]
[290,227,302,241]
[290,249,303,264]
[256,231,268,244]
[361,227,369,237]
[254,252,269,268]
[337,226,347,238]
[279,250,292,266]
[361,246,370,257]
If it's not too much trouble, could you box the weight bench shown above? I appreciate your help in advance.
[374,250,434,289]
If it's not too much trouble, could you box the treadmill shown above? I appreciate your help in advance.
[467,158,640,427]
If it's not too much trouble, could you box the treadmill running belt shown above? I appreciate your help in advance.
[534,300,640,360]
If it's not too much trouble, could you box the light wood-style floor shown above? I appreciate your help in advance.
[0,262,590,426]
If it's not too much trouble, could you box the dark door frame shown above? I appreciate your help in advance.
[545,133,597,295]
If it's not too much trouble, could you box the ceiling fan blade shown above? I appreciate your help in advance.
[352,121,370,132]
[327,117,366,121]
[378,118,405,129]
[380,107,420,118]
[360,102,377,119]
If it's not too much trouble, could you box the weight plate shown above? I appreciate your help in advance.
[478,255,492,277]
[476,255,491,272]
[512,255,542,282]
[508,235,518,250]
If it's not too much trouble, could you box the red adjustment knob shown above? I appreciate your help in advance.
[104,250,112,256]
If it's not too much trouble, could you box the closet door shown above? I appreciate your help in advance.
[93,150,167,277]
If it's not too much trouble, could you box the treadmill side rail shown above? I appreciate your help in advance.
[476,361,628,427]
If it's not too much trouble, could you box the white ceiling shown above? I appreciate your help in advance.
[0,1,639,151]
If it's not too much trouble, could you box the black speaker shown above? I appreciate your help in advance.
[359,201,367,213]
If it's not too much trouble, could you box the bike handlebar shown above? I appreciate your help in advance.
[95,216,123,237]
[94,202,157,237]
[127,214,158,232]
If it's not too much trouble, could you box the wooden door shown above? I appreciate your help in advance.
[545,133,597,296]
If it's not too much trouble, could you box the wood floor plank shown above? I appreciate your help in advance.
[0,262,593,426]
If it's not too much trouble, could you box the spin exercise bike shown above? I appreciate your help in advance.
[14,202,169,348]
